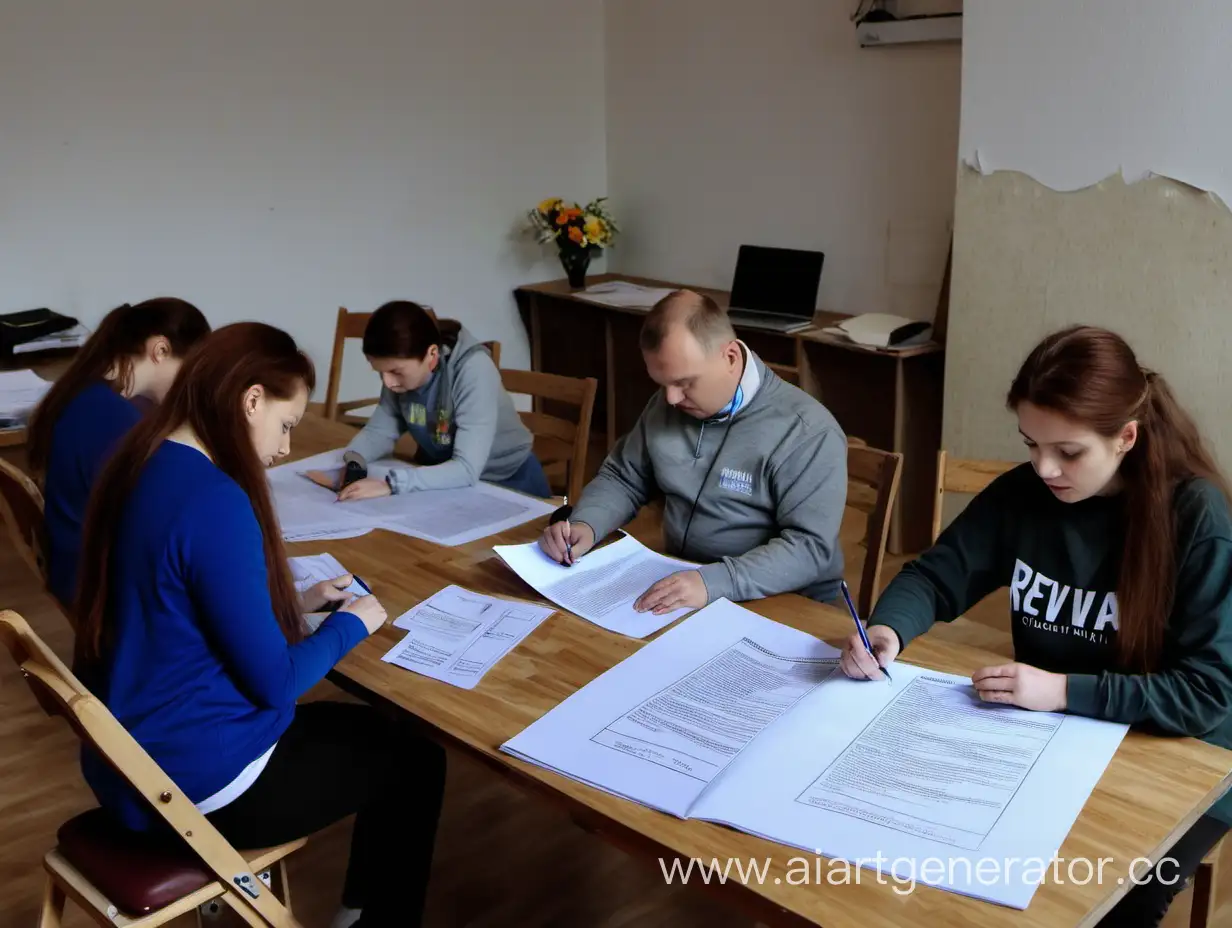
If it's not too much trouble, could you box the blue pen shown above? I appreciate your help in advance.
[840,580,891,683]
[352,574,371,595]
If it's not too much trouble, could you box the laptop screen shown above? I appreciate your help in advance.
[728,245,824,320]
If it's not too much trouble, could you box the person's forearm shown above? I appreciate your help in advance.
[695,532,837,603]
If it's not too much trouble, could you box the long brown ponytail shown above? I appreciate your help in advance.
[1007,325,1229,672]
[26,298,210,473]
[75,322,314,660]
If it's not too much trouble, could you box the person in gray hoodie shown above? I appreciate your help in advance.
[539,289,848,614]
[335,300,550,499]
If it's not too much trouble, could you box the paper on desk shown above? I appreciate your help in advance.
[501,598,1129,909]
[493,533,699,638]
[0,369,53,429]
[341,482,555,546]
[269,448,554,546]
[576,280,676,309]
[13,323,89,355]
[381,585,554,689]
[291,553,371,632]
[289,553,368,598]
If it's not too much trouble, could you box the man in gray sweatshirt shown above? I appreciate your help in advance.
[539,289,848,614]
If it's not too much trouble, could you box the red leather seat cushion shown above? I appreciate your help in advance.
[57,808,213,915]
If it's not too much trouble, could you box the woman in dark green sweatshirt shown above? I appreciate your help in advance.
[842,325,1232,927]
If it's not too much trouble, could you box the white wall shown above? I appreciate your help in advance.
[960,0,1232,205]
[944,0,1232,470]
[0,0,607,401]
[604,0,961,320]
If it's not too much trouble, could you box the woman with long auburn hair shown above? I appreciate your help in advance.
[26,297,210,607]
[75,322,445,928]
[839,325,1232,926]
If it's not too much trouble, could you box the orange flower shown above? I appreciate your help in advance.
[567,226,585,245]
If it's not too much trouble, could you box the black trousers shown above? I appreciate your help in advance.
[206,701,446,927]
[1098,814,1228,927]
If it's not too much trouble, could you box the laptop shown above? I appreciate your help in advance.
[725,244,824,334]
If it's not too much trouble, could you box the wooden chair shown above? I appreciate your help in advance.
[499,369,597,503]
[322,306,502,427]
[931,450,1020,543]
[0,457,47,583]
[0,610,305,927]
[845,443,903,618]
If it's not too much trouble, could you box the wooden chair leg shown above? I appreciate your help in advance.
[1190,861,1215,928]
[39,877,66,928]
[276,859,293,913]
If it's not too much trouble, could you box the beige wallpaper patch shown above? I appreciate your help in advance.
[945,166,1232,475]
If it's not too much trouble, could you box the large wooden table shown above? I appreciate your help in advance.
[287,414,1232,928]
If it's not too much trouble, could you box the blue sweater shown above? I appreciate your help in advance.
[82,440,368,831]
[44,382,142,608]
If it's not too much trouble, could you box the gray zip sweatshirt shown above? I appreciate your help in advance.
[344,326,533,492]
[570,347,847,604]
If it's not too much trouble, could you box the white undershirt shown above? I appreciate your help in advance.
[194,742,278,815]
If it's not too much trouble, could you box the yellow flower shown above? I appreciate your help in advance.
[537,197,562,216]
[583,215,605,243]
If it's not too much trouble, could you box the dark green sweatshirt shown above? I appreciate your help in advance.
[870,463,1232,825]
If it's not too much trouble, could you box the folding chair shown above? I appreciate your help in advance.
[0,457,47,584]
[0,609,305,927]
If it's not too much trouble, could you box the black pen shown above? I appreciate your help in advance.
[550,497,573,566]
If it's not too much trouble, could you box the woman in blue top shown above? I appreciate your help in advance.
[74,322,445,928]
[336,300,552,501]
[26,297,210,609]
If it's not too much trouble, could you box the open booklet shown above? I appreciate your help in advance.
[500,598,1128,909]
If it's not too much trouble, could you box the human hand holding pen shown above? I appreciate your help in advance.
[837,581,899,682]
[538,500,595,566]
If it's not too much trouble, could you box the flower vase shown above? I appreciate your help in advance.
[560,249,592,289]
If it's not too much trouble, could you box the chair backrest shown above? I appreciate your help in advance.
[323,306,502,423]
[932,450,1019,543]
[499,369,598,503]
[0,457,47,583]
[0,610,300,926]
[845,444,904,617]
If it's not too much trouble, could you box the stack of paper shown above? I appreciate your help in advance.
[577,280,677,309]
[268,448,556,545]
[500,598,1129,909]
[13,324,89,355]
[0,369,53,431]
[494,533,700,638]
[381,585,554,689]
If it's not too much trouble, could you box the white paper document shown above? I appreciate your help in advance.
[289,553,368,598]
[493,533,701,638]
[577,280,677,309]
[381,585,554,689]
[268,448,554,545]
[268,451,379,541]
[289,553,370,631]
[500,599,1129,909]
[0,368,53,428]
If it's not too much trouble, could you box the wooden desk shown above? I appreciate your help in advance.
[287,414,1232,928]
[513,274,943,554]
